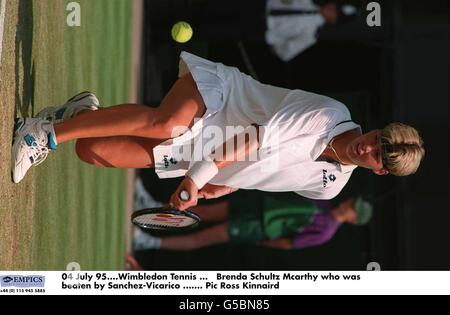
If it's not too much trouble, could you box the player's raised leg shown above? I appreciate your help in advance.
[11,73,206,183]
[54,73,205,143]
[75,136,162,168]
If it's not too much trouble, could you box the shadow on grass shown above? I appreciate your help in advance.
[15,0,35,118]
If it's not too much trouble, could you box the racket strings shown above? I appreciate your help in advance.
[133,213,197,229]
[136,222,177,229]
[134,218,184,228]
[134,219,182,228]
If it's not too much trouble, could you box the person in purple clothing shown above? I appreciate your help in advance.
[133,190,373,251]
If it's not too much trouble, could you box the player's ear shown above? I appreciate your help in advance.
[373,168,389,176]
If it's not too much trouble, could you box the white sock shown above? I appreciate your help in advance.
[43,122,58,150]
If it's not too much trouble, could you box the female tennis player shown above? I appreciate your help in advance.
[11,52,425,210]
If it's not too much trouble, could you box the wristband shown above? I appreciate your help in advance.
[186,160,219,189]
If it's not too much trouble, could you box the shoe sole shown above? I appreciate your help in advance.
[11,118,26,183]
[66,91,97,104]
[36,91,100,122]
[63,92,100,119]
[13,117,25,135]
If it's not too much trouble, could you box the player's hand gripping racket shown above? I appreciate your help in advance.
[131,190,201,233]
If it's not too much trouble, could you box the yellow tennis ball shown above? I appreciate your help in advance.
[171,21,193,43]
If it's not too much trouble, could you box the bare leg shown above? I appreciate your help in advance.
[54,74,206,144]
[160,223,229,250]
[190,201,230,223]
[75,136,161,168]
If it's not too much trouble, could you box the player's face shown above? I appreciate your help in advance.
[345,130,388,175]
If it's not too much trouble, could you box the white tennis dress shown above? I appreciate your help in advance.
[153,51,361,200]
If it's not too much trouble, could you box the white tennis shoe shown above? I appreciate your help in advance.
[36,91,100,123]
[11,118,57,184]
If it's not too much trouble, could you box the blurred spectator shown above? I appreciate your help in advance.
[133,189,373,251]
[125,253,143,271]
[266,0,358,61]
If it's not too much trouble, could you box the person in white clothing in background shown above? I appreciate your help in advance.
[151,0,358,61]
[266,0,358,61]
[12,52,424,212]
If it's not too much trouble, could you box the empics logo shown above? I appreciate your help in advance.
[2,276,13,284]
[1,275,46,288]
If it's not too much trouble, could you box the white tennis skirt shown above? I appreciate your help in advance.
[153,52,228,179]
[153,51,290,180]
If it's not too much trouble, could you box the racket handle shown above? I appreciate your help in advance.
[179,190,190,201]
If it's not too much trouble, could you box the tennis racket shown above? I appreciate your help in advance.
[131,190,201,233]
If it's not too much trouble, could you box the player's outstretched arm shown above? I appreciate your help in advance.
[170,125,260,210]
[198,184,238,200]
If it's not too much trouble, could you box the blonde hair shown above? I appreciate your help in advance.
[381,122,425,176]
